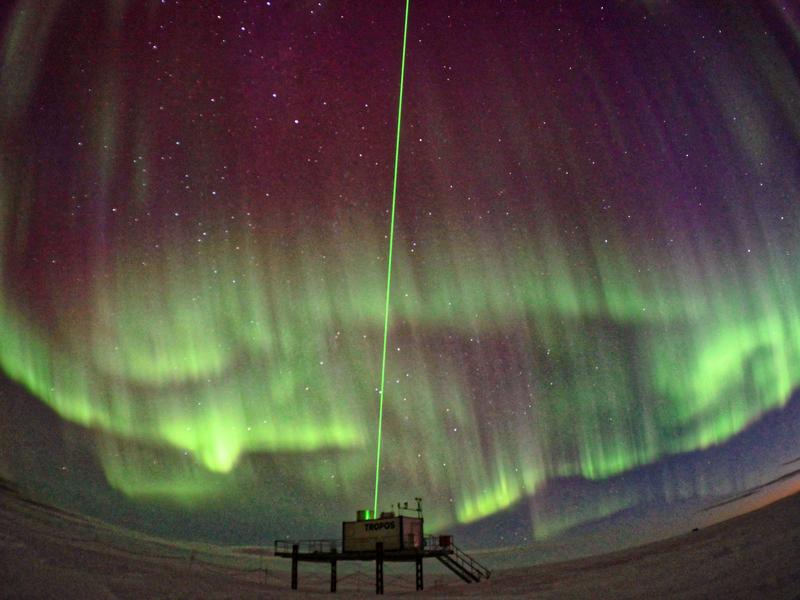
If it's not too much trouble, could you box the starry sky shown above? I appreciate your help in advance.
[1,0,800,550]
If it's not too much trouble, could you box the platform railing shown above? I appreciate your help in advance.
[449,544,491,579]
[274,539,340,555]
[422,535,452,551]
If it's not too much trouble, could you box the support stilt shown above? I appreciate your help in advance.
[376,542,384,595]
[291,544,298,590]
[416,556,423,591]
[331,550,337,593]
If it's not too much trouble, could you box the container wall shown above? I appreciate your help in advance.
[401,518,423,549]
[342,517,402,552]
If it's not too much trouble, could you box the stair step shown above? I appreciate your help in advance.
[436,555,475,582]
[435,544,491,583]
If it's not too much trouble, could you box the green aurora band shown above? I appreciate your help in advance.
[1,1,800,536]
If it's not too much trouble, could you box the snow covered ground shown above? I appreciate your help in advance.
[2,479,799,598]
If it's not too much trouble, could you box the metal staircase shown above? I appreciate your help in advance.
[435,543,491,583]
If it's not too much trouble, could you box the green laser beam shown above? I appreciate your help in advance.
[373,0,411,516]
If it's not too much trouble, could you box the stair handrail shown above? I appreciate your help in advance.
[450,544,491,578]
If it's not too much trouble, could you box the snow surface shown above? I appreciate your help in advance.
[2,480,799,598]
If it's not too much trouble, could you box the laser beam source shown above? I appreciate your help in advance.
[373,0,411,516]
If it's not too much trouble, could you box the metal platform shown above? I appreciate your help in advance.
[274,536,452,561]
[274,535,490,594]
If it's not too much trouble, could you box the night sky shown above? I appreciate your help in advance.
[2,0,800,550]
